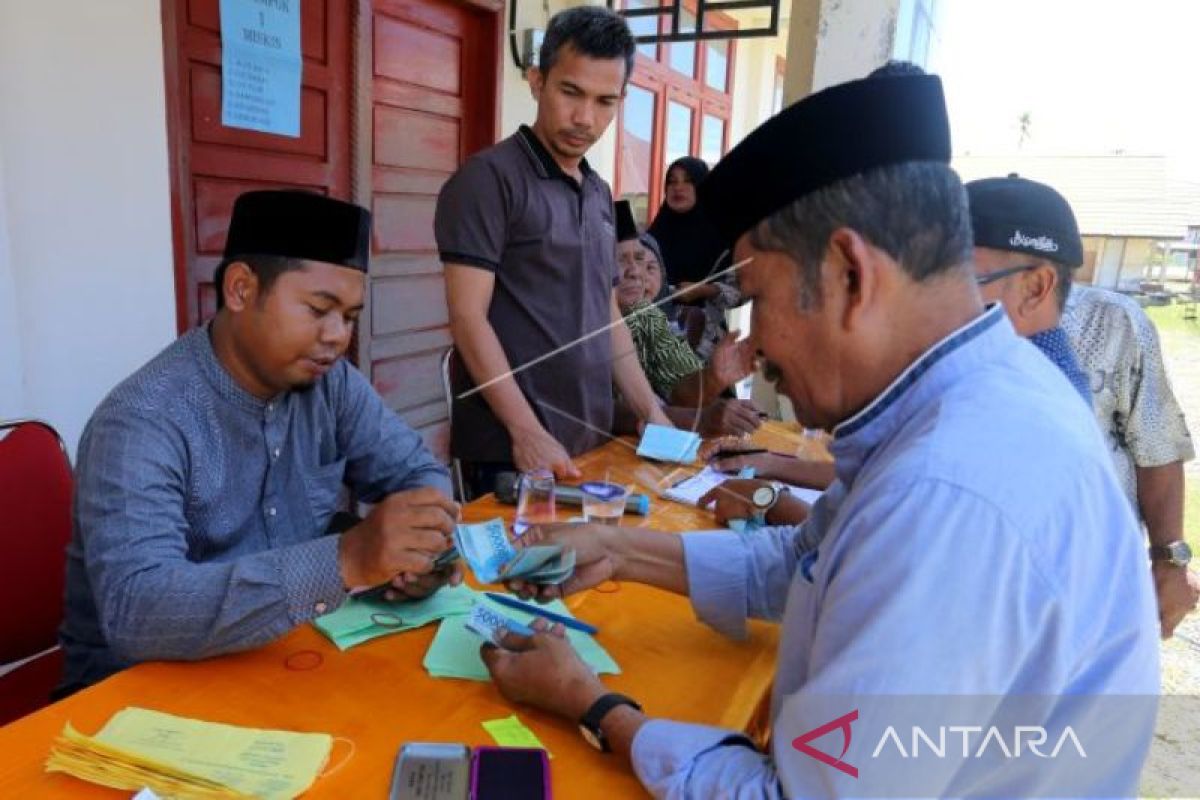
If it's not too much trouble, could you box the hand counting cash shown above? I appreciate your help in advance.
[453,518,575,585]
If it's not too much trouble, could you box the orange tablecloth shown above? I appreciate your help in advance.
[0,423,819,798]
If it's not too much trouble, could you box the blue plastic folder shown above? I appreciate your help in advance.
[636,424,701,463]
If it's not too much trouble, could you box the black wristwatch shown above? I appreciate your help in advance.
[579,693,642,752]
[1150,540,1192,568]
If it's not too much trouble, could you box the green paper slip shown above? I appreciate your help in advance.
[481,715,552,757]
[313,583,477,650]
[422,597,619,681]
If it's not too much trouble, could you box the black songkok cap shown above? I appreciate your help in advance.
[223,190,372,272]
[614,199,639,242]
[966,175,1083,268]
[698,74,952,243]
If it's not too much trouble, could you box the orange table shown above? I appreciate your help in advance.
[0,423,820,798]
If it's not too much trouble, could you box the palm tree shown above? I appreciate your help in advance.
[1018,112,1032,149]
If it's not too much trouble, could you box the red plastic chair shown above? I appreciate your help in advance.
[0,419,72,724]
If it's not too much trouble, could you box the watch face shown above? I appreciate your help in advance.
[579,724,603,751]
[752,486,775,509]
[1169,541,1193,564]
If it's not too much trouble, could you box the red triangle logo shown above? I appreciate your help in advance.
[791,709,859,778]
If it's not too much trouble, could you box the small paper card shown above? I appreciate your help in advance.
[636,424,701,463]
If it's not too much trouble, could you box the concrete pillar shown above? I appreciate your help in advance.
[784,0,903,99]
[747,0,904,422]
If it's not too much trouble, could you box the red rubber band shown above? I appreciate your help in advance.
[284,649,324,671]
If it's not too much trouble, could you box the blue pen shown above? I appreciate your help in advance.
[484,592,600,636]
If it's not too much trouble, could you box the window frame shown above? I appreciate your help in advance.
[615,0,736,224]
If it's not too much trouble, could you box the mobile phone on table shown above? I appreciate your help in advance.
[390,742,471,800]
[470,746,551,800]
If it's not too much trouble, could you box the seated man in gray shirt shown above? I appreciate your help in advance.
[60,190,459,692]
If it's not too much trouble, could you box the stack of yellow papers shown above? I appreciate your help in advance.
[46,707,333,799]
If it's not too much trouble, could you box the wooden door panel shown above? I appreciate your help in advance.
[363,0,499,464]
[190,66,330,158]
[193,178,327,254]
[374,0,471,39]
[371,273,449,336]
[164,0,350,329]
[374,349,446,412]
[370,253,445,280]
[372,195,439,252]
[369,327,452,362]
[375,17,462,94]
[188,150,336,186]
[373,169,448,197]
[375,107,459,172]
[374,82,462,118]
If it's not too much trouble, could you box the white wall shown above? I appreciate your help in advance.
[0,1,177,456]
[0,144,23,417]
[730,36,789,149]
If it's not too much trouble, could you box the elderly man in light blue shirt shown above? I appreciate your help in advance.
[478,72,1159,798]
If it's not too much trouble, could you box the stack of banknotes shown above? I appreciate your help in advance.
[453,518,575,585]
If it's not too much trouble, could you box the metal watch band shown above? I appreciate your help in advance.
[1149,541,1191,565]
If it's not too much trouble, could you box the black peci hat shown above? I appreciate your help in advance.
[698,74,952,243]
[223,190,372,272]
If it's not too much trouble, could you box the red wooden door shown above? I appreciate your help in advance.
[359,0,501,461]
[164,0,501,461]
[163,0,352,329]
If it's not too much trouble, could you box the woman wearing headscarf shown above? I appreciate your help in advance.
[647,157,729,285]
[648,157,743,360]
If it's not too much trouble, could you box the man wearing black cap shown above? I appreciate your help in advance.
[60,190,459,691]
[972,178,1197,638]
[436,7,669,496]
[477,72,1157,797]
[967,175,1090,403]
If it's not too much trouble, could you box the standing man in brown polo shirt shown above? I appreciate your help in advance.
[436,6,671,496]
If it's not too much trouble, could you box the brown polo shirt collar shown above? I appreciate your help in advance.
[516,125,594,192]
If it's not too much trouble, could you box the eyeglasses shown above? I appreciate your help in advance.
[975,263,1039,286]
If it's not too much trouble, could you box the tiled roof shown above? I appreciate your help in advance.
[953,154,1200,239]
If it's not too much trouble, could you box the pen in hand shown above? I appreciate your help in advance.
[708,448,768,462]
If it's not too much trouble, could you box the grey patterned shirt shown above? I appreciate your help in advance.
[60,327,451,690]
[1062,286,1194,513]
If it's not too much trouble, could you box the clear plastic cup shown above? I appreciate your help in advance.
[514,469,556,536]
[580,481,628,525]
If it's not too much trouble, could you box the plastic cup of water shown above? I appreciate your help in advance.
[580,481,628,525]
[514,469,556,536]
